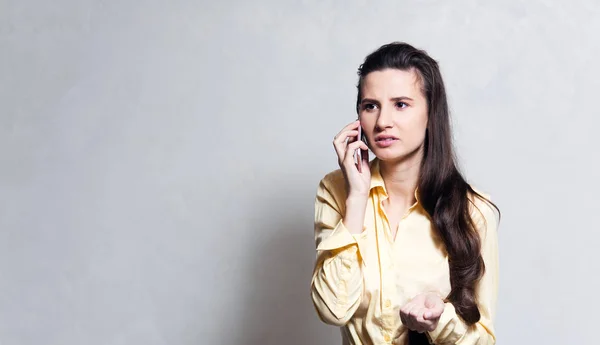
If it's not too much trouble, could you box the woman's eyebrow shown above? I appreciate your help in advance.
[361,96,414,104]
[390,96,414,102]
[360,98,379,105]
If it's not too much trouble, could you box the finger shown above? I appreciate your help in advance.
[346,130,361,144]
[422,319,437,332]
[424,314,441,332]
[406,303,422,330]
[333,130,360,161]
[417,307,431,328]
[422,294,444,320]
[333,121,360,143]
[351,141,369,173]
[412,308,429,333]
[423,308,442,321]
[333,130,359,146]
[421,313,441,333]
[343,141,369,168]
[424,310,442,320]
[423,304,440,320]
[430,301,445,319]
[345,140,369,155]
[416,308,427,322]
[399,302,414,326]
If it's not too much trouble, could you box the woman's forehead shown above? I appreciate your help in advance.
[361,68,423,99]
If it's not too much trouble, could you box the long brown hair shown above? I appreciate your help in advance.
[356,42,500,342]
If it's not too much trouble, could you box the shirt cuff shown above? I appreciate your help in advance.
[316,220,368,258]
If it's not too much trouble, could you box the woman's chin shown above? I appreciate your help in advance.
[373,150,404,161]
[372,144,424,163]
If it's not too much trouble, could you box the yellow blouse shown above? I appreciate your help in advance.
[310,158,499,345]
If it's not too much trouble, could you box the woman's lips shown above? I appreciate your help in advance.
[375,137,398,148]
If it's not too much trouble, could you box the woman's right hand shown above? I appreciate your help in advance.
[333,120,371,199]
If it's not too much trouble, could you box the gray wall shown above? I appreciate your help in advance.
[1,1,599,344]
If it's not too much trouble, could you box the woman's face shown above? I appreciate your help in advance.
[358,68,429,163]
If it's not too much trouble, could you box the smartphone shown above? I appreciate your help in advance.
[355,124,363,173]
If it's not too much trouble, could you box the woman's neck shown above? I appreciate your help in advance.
[379,149,423,205]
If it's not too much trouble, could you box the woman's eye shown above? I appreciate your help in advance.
[396,102,408,109]
[363,103,378,111]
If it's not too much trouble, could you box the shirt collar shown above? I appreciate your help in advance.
[369,158,421,204]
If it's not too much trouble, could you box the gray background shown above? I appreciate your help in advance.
[1,0,598,344]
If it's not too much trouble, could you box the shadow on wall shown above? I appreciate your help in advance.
[226,192,341,345]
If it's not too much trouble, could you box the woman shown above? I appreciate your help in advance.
[310,42,500,345]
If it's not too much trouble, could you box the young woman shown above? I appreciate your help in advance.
[310,42,500,345]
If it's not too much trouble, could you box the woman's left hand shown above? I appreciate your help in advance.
[399,292,445,333]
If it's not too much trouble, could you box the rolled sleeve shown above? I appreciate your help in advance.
[317,219,369,265]
[311,176,366,325]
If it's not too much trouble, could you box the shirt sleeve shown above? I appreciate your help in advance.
[427,195,500,345]
[310,177,367,326]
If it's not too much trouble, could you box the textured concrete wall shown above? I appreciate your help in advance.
[1,1,599,344]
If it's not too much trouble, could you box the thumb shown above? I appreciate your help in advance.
[430,302,445,319]
[424,300,445,320]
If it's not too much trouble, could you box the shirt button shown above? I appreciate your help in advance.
[383,334,391,342]
[384,299,391,308]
